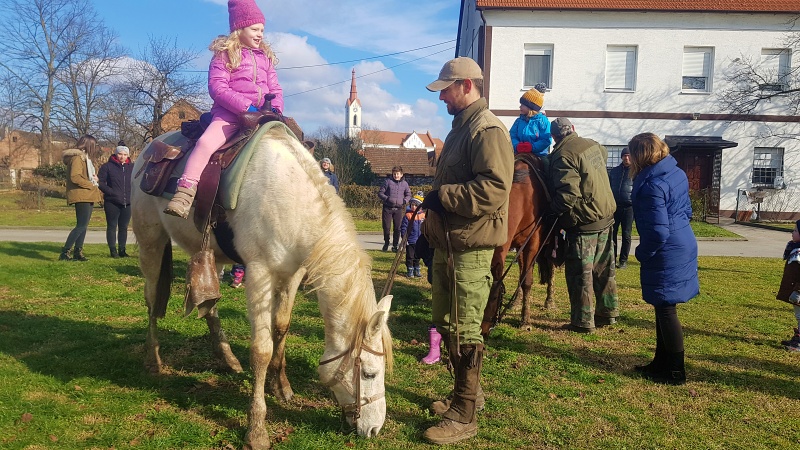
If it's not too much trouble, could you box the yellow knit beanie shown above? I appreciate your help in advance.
[520,82,547,112]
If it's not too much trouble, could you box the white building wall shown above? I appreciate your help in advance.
[471,9,800,216]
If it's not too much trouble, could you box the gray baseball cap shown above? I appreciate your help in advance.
[426,57,483,92]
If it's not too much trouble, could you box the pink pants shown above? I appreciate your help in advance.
[180,118,240,183]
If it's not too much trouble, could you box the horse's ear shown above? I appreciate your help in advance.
[367,295,392,340]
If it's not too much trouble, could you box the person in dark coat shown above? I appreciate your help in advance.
[607,147,634,268]
[319,157,339,194]
[98,141,133,258]
[377,166,411,252]
[628,132,699,385]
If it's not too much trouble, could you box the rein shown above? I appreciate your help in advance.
[490,218,558,333]
[319,324,386,426]
[381,204,422,298]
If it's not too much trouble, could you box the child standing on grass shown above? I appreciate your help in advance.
[400,192,426,278]
[777,220,800,350]
[164,0,283,219]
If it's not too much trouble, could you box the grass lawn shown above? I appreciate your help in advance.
[0,191,739,237]
[0,242,798,449]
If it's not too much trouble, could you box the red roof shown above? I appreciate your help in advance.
[476,1,800,12]
[361,130,440,148]
[363,147,436,176]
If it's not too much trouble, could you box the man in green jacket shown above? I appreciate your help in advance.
[420,57,514,445]
[548,117,619,333]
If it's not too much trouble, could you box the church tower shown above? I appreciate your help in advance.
[345,68,362,139]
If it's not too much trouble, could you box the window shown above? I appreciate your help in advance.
[12,136,17,143]
[752,147,784,186]
[605,145,626,169]
[178,111,186,119]
[682,47,714,92]
[760,48,791,91]
[524,44,553,88]
[605,46,637,91]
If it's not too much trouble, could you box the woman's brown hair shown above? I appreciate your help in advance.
[627,132,670,179]
[76,134,98,157]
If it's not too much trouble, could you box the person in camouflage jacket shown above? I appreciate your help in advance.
[548,118,619,333]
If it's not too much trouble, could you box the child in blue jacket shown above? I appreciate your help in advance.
[400,192,426,277]
[509,83,551,156]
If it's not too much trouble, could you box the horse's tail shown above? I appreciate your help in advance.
[153,240,173,318]
[536,251,552,285]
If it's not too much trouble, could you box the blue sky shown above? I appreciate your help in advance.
[92,0,460,139]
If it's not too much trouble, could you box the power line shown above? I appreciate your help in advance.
[278,39,455,70]
[284,46,455,98]
[177,39,456,73]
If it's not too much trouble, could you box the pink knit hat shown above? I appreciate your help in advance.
[228,0,265,32]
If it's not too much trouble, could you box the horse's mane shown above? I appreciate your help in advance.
[265,129,393,371]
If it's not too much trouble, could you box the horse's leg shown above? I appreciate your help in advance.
[268,267,306,402]
[205,305,243,373]
[544,259,557,309]
[519,248,535,331]
[137,226,172,374]
[244,262,275,450]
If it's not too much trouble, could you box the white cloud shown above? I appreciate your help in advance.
[267,32,447,138]
[198,1,453,138]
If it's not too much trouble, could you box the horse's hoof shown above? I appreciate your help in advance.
[145,362,163,375]
[245,429,272,450]
[543,300,556,310]
[271,383,294,403]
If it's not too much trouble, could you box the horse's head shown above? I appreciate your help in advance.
[318,294,393,437]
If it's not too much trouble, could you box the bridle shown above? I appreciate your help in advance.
[319,324,386,428]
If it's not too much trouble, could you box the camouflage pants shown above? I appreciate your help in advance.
[564,226,619,328]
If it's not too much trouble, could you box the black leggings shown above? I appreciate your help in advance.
[63,202,94,250]
[104,201,131,250]
[654,304,684,353]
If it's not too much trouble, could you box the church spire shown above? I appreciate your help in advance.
[345,68,361,139]
[347,68,360,107]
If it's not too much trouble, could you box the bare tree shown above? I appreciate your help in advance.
[717,24,800,128]
[121,36,205,141]
[54,26,125,140]
[312,126,374,186]
[0,70,39,185]
[0,0,96,164]
[97,91,147,156]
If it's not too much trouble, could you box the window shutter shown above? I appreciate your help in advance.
[606,47,635,90]
[683,49,709,77]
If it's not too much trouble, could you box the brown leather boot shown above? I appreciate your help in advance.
[164,180,197,219]
[430,336,485,415]
[423,343,484,445]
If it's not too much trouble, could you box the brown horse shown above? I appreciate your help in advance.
[482,154,558,336]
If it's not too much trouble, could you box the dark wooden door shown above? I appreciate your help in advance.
[675,150,712,191]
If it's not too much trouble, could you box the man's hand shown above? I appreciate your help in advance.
[420,190,445,215]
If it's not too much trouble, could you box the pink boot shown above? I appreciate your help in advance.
[421,325,442,364]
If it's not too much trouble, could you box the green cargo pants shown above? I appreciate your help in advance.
[564,226,619,329]
[431,247,494,344]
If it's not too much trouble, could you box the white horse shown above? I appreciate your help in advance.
[131,127,393,450]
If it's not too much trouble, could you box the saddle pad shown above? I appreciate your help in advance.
[159,121,295,210]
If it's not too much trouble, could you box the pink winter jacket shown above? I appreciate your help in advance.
[208,47,284,123]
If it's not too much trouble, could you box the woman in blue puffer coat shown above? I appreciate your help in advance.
[628,132,699,385]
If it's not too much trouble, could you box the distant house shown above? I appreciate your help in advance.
[458,0,800,220]
[345,69,443,182]
[160,99,202,134]
[0,129,40,170]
